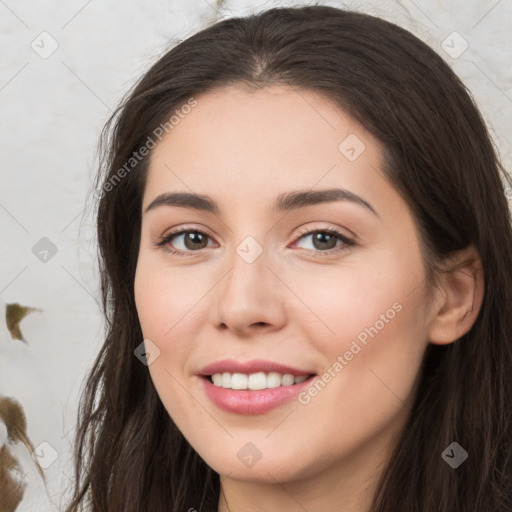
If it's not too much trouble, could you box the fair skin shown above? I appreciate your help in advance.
[134,85,484,511]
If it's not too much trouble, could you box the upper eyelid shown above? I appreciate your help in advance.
[161,225,215,242]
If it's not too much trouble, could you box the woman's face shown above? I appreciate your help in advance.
[134,85,433,485]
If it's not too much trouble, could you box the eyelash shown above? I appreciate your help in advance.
[154,225,356,258]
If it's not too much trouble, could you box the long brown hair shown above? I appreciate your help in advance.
[64,6,512,511]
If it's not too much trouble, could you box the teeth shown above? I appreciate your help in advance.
[210,371,310,390]
[221,372,231,388]
[231,373,248,389]
[267,372,282,388]
[281,374,295,386]
[248,372,267,390]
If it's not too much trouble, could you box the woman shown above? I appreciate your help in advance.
[65,5,512,511]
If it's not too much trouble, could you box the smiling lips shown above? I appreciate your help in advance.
[211,371,309,390]
[197,359,316,415]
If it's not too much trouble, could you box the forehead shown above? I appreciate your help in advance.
[144,84,391,215]
[152,84,372,159]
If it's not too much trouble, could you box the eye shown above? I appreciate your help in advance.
[154,227,215,257]
[292,226,356,256]
[154,225,356,257]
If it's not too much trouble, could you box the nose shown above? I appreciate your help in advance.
[212,247,287,338]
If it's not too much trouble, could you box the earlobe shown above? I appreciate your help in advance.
[428,246,485,345]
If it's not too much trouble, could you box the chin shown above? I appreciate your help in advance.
[196,446,317,484]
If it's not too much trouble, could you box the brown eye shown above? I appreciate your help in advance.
[155,229,215,256]
[293,227,356,255]
[178,231,209,250]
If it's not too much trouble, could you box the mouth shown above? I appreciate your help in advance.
[196,360,317,415]
[201,371,316,390]
[197,359,317,390]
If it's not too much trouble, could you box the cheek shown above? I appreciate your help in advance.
[134,257,215,410]
[134,256,206,342]
[134,270,172,341]
[297,273,428,441]
[134,260,207,428]
[285,248,426,353]
[289,247,429,416]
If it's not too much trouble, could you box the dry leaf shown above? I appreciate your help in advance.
[5,303,40,342]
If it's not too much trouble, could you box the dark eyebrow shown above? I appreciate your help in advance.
[144,188,378,217]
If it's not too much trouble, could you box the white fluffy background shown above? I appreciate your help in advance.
[0,0,510,509]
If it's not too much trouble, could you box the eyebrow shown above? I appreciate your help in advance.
[144,188,378,217]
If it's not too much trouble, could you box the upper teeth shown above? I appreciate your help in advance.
[211,372,308,390]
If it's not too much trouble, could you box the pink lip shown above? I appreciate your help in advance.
[198,374,315,415]
[198,358,313,377]
[196,359,316,415]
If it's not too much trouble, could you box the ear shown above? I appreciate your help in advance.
[428,245,484,345]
